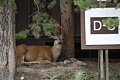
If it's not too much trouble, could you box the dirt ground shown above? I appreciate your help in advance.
[16,58,120,80]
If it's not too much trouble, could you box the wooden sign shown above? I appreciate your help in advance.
[81,7,120,49]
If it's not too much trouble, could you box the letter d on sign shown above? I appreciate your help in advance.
[94,21,102,31]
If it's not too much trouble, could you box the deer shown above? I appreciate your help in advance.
[16,35,63,65]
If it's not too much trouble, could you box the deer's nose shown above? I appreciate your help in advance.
[58,42,62,45]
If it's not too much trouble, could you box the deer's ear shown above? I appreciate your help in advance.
[49,33,56,39]
[49,35,55,39]
[59,34,63,38]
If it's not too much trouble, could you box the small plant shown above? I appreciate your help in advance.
[43,72,62,80]
[85,70,98,80]
[74,70,85,80]
[63,69,74,79]
[109,71,120,79]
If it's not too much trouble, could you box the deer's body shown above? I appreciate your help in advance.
[16,35,63,64]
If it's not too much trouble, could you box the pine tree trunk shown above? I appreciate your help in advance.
[60,0,75,59]
[0,0,16,80]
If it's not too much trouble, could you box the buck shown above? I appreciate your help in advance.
[16,35,63,64]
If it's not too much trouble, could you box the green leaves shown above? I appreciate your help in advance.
[47,0,57,9]
[60,2,69,11]
[32,31,40,39]
[116,3,120,9]
[42,20,58,36]
[15,0,60,39]
[73,0,119,10]
[32,12,43,24]
[42,12,49,21]
[35,26,41,32]
[74,7,80,12]
[106,0,112,3]
[15,30,29,39]
[31,11,58,37]
[102,18,119,30]
[73,0,98,10]
[99,3,106,8]
[0,0,5,7]
[73,0,120,32]
[113,0,118,3]
[32,12,50,24]
[0,0,17,13]
[10,0,17,13]
[34,0,40,5]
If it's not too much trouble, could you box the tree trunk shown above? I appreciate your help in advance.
[0,0,16,80]
[60,0,75,59]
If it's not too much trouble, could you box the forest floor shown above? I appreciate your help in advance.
[16,58,120,80]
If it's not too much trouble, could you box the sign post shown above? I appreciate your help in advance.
[105,50,109,80]
[98,50,104,80]
[81,5,120,80]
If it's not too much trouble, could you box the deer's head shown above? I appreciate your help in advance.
[54,35,63,45]
[50,34,63,46]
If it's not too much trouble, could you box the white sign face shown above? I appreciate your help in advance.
[85,8,120,45]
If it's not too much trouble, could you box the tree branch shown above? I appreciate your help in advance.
[34,0,40,12]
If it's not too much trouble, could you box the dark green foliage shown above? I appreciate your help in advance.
[60,2,69,11]
[32,12,43,24]
[106,0,112,3]
[35,27,41,32]
[113,0,118,3]
[33,26,41,39]
[10,0,17,13]
[28,24,35,28]
[15,30,29,39]
[73,0,97,10]
[73,0,120,31]
[42,18,58,36]
[0,0,17,12]
[1,0,119,39]
[99,3,106,8]
[74,7,80,13]
[40,2,45,9]
[32,30,40,39]
[0,0,6,7]
[116,3,120,9]
[30,0,59,37]
[16,0,59,39]
[31,12,59,37]
[73,0,119,10]
[102,18,119,29]
[34,0,40,5]
[47,0,57,9]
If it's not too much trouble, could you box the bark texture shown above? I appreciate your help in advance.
[0,0,16,80]
[60,0,75,59]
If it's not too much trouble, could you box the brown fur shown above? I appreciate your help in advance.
[16,35,63,65]
[16,45,54,64]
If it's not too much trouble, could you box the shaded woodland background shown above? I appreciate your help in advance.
[15,0,120,60]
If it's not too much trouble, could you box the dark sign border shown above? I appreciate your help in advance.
[81,10,120,50]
